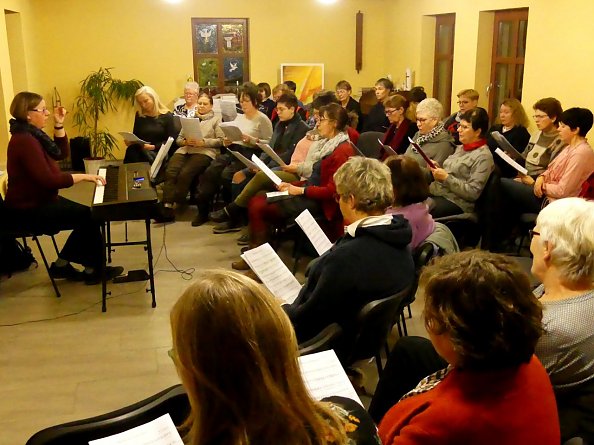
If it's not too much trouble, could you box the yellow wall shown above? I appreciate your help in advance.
[386,0,594,131]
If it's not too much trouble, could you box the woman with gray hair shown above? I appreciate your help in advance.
[405,98,455,169]
[283,156,415,359]
[530,197,594,442]
[174,81,200,117]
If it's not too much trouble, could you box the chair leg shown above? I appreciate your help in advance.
[401,312,408,336]
[375,354,383,376]
[384,342,390,357]
[51,235,59,256]
[396,318,403,338]
[407,304,412,319]
[33,235,61,298]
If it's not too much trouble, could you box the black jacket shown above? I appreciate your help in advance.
[264,113,309,166]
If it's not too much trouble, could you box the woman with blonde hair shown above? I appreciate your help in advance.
[170,270,380,445]
[123,85,177,164]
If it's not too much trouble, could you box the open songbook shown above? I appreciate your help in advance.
[495,148,528,175]
[227,148,258,170]
[256,142,288,167]
[377,138,397,157]
[149,137,174,182]
[219,123,244,142]
[491,131,525,161]
[88,413,183,445]
[179,117,203,140]
[241,243,302,304]
[408,137,436,168]
[295,209,333,256]
[119,132,148,145]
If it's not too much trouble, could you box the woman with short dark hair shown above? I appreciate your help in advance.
[428,107,494,217]
[361,78,392,133]
[377,250,560,444]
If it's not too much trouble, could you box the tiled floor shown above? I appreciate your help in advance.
[0,183,428,445]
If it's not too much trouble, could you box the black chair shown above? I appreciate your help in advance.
[515,212,538,255]
[298,323,343,356]
[356,131,384,159]
[0,195,61,297]
[26,384,190,445]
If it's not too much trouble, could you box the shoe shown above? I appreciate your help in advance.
[213,221,242,234]
[84,266,125,285]
[153,204,175,224]
[209,208,229,223]
[231,258,251,271]
[49,263,84,281]
[237,232,250,245]
[191,213,208,227]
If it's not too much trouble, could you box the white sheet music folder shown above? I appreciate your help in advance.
[295,209,333,256]
[149,137,174,181]
[299,350,363,406]
[88,413,183,445]
[241,243,301,304]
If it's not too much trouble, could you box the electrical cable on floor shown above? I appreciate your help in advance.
[153,223,195,281]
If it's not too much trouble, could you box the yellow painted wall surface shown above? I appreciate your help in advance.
[0,0,392,163]
[386,0,594,132]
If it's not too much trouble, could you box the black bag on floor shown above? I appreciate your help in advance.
[0,236,36,275]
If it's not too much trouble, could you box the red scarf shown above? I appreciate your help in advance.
[463,138,487,151]
[382,118,413,155]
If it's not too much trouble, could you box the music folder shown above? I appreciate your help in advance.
[408,137,436,168]
[491,131,525,161]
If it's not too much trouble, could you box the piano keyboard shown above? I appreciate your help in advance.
[93,166,120,205]
[93,168,106,204]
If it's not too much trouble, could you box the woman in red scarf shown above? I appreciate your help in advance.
[381,94,417,158]
[428,107,494,217]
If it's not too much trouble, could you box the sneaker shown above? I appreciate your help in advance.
[84,266,125,285]
[237,232,250,245]
[213,221,242,234]
[209,208,229,223]
[49,263,84,281]
[191,214,209,227]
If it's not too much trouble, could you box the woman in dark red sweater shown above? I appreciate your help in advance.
[232,103,355,270]
[5,92,122,284]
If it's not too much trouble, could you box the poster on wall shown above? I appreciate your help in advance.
[280,63,324,104]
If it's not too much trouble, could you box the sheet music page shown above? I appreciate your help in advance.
[266,191,290,198]
[180,117,203,140]
[88,413,183,445]
[256,142,287,167]
[250,154,282,186]
[295,209,333,256]
[491,131,525,160]
[149,137,174,181]
[495,148,528,175]
[219,100,238,121]
[119,132,148,145]
[298,350,362,406]
[378,138,397,157]
[241,243,301,304]
[226,149,258,170]
[219,123,244,142]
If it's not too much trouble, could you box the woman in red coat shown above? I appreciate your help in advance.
[378,250,560,445]
[232,103,354,270]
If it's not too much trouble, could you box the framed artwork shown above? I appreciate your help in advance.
[280,63,325,104]
[192,18,249,92]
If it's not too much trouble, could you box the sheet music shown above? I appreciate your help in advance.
[119,132,149,145]
[266,191,290,198]
[219,123,244,141]
[93,168,107,204]
[241,243,301,304]
[299,350,362,406]
[88,413,183,445]
[408,137,436,168]
[250,154,283,186]
[491,131,525,160]
[219,100,238,122]
[257,142,287,167]
[295,209,333,256]
[180,117,203,140]
[495,148,528,176]
[227,149,258,170]
[149,137,174,181]
[377,138,397,157]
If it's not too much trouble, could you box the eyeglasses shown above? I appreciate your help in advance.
[30,108,49,114]
[319,116,333,122]
[533,114,549,120]
[416,117,429,123]
[333,193,343,203]
[458,124,472,130]
[457,100,471,105]
[529,229,540,240]
[276,106,288,113]
[385,108,398,116]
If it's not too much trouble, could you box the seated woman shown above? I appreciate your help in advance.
[385,155,434,248]
[5,92,123,285]
[170,270,380,445]
[443,88,480,145]
[360,78,392,133]
[257,82,276,119]
[500,107,594,216]
[336,80,361,125]
[284,156,414,354]
[428,107,494,218]
[404,98,455,169]
[487,98,531,177]
[530,197,594,442]
[376,250,560,444]
[173,81,200,117]
[123,86,177,165]
[232,103,354,270]
[380,95,417,158]
[192,82,273,226]
[157,92,224,222]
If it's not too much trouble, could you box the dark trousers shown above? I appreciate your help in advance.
[368,336,447,423]
[500,178,544,214]
[9,197,103,268]
[124,144,156,164]
[162,153,212,204]
[428,196,464,218]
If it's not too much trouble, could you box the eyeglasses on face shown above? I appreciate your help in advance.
[276,106,288,113]
[533,114,549,120]
[458,124,472,131]
[529,229,540,240]
[416,117,429,123]
[385,108,397,116]
[319,116,334,122]
[30,108,49,114]
[457,100,471,105]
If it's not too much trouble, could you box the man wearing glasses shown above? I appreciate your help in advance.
[443,89,480,144]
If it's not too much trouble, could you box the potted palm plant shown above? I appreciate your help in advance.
[72,67,143,173]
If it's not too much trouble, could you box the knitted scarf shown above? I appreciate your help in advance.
[9,118,62,159]
[416,122,445,145]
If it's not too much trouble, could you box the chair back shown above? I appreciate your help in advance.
[26,385,190,445]
[356,131,384,159]
[579,171,594,200]
[347,286,411,364]
[298,323,343,356]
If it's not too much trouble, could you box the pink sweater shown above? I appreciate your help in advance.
[542,140,594,199]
